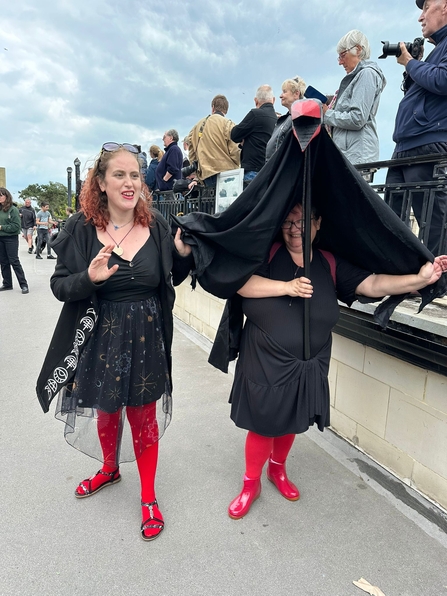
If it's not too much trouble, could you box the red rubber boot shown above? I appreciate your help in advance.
[228,475,261,519]
[266,459,300,501]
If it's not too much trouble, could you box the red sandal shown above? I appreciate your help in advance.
[75,468,121,499]
[141,500,164,541]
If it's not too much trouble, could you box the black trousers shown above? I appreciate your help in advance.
[36,228,52,256]
[0,235,27,288]
[386,142,447,256]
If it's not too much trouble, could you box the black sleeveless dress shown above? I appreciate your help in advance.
[229,246,370,437]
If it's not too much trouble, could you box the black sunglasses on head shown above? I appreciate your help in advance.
[101,143,139,155]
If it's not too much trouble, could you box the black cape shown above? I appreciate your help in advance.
[172,129,446,371]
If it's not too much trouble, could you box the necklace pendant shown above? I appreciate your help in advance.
[113,245,124,256]
[113,225,119,231]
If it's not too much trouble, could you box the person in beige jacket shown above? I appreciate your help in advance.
[187,95,240,186]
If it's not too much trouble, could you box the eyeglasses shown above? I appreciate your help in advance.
[281,218,315,230]
[338,46,356,60]
[101,143,139,154]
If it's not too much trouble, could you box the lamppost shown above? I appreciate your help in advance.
[74,157,81,212]
[66,166,73,207]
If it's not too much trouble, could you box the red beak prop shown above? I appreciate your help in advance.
[291,99,323,152]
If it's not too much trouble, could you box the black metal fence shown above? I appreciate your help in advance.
[151,187,216,220]
[355,154,447,255]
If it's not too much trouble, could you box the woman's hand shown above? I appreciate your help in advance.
[174,228,192,257]
[418,255,447,286]
[88,244,119,283]
[420,255,447,286]
[285,276,313,298]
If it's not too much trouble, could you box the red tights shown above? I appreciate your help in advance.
[93,404,159,502]
[245,431,295,479]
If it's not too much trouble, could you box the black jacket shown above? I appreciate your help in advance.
[36,210,193,413]
[231,102,277,172]
[20,205,36,228]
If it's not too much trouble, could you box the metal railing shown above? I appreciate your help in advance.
[355,154,447,255]
[151,187,216,220]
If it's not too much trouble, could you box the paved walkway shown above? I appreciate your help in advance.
[1,241,447,596]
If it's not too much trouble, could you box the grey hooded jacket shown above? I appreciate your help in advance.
[324,60,386,165]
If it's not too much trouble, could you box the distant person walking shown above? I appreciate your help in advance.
[20,198,36,254]
[0,188,29,294]
[36,202,56,260]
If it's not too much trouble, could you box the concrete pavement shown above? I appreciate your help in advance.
[1,240,447,596]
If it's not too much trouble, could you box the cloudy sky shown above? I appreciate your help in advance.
[1,0,424,198]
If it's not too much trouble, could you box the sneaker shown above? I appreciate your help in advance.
[47,255,56,260]
[36,255,42,259]
[28,248,33,254]
[21,286,29,294]
[0,285,13,291]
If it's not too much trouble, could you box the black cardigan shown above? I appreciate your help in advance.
[36,211,192,413]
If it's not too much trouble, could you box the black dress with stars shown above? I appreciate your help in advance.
[55,235,172,463]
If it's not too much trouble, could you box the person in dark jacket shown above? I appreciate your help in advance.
[231,85,277,186]
[36,142,192,542]
[20,198,36,253]
[145,145,164,192]
[0,188,29,293]
[265,76,306,162]
[155,129,183,191]
[386,0,447,255]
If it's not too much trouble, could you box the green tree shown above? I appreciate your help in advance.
[19,181,71,218]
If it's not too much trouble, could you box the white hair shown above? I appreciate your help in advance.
[337,29,371,60]
[255,85,274,102]
[282,76,306,98]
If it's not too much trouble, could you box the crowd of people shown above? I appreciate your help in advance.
[139,28,388,197]
[2,0,447,544]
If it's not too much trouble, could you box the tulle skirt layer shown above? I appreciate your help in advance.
[55,296,172,463]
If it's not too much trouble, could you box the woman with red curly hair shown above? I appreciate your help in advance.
[37,143,193,541]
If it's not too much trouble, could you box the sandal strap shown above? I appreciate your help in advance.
[141,500,164,529]
[141,499,158,508]
[97,468,119,478]
[77,468,119,495]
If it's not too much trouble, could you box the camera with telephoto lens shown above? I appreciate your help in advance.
[378,37,424,59]
[181,161,198,178]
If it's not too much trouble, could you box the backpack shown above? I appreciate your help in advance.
[268,242,336,285]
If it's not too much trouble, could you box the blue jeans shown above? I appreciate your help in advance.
[203,175,217,188]
[243,170,258,182]
[243,171,258,188]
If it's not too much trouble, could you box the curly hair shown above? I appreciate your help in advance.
[282,76,306,99]
[0,188,13,212]
[80,148,153,230]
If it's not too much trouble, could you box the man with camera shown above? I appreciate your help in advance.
[187,95,240,188]
[386,0,447,255]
